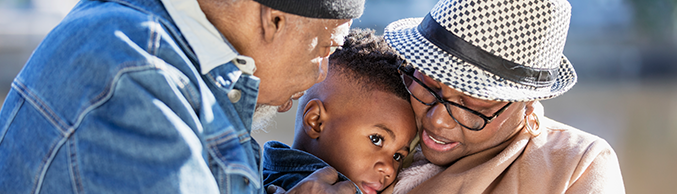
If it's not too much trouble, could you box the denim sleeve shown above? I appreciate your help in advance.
[0,61,222,193]
[53,62,221,193]
[0,1,262,193]
[0,3,215,192]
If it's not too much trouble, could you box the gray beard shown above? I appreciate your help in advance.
[251,104,279,133]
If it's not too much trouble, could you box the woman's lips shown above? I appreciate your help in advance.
[360,182,382,194]
[421,130,459,152]
[429,134,448,144]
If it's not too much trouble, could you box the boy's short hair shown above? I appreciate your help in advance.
[328,28,409,101]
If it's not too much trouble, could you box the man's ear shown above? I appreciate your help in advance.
[303,99,326,139]
[260,6,287,43]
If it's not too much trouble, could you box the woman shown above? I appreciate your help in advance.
[383,0,625,193]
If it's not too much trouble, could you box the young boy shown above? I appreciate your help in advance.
[262,29,417,194]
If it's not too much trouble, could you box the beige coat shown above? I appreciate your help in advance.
[391,117,625,194]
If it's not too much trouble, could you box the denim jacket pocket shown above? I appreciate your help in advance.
[206,128,261,193]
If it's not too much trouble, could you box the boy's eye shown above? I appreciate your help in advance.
[393,153,404,162]
[369,134,383,147]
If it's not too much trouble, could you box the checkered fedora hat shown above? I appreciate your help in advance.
[385,0,577,102]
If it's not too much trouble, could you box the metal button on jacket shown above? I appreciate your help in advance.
[243,177,250,185]
[228,89,242,103]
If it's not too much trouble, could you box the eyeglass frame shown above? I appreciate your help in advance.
[398,65,513,131]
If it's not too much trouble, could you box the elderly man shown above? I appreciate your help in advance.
[0,0,363,193]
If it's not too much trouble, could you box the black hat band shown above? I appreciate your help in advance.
[417,14,557,87]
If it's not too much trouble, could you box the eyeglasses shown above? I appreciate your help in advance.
[398,65,512,131]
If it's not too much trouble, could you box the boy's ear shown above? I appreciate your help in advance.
[260,6,286,43]
[303,99,326,139]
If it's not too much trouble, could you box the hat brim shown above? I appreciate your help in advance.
[384,18,577,102]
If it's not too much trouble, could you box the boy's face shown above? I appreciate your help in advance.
[312,90,416,194]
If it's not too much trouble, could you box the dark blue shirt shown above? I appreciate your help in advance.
[262,141,362,194]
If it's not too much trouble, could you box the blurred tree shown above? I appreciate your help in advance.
[626,0,676,44]
[626,0,677,78]
[0,0,32,8]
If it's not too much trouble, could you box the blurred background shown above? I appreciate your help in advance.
[0,0,675,193]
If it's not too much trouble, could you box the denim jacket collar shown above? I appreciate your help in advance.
[160,0,256,75]
[263,141,363,194]
[263,141,332,172]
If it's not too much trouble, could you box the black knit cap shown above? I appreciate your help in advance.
[254,0,365,19]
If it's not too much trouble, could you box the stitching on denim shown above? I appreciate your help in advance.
[179,83,199,112]
[0,94,24,145]
[152,16,201,110]
[206,127,239,145]
[205,73,217,87]
[157,61,201,114]
[225,164,261,188]
[67,139,84,194]
[208,148,228,191]
[103,0,201,65]
[224,168,231,194]
[11,81,69,134]
[31,136,69,194]
[150,16,164,57]
[237,130,251,144]
[175,70,200,112]
[218,161,225,194]
[210,140,227,160]
[206,145,261,189]
[69,63,159,134]
[57,62,195,192]
[147,15,157,55]
[13,64,162,194]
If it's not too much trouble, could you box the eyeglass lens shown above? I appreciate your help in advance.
[400,66,508,131]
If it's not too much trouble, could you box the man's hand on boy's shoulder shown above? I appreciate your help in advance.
[282,166,357,194]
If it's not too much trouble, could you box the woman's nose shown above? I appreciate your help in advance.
[427,103,458,130]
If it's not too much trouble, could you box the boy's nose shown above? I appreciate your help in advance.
[375,159,395,180]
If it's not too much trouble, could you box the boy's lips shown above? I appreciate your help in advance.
[360,182,382,194]
[421,130,459,152]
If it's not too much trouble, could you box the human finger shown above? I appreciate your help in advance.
[309,166,340,184]
[287,166,340,194]
[266,185,286,194]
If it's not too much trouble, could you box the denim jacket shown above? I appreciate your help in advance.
[262,141,362,194]
[0,0,263,193]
